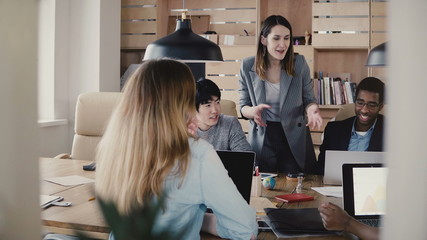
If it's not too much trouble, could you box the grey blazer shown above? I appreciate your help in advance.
[239,55,317,172]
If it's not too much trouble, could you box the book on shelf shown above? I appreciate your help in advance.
[341,80,348,104]
[344,81,353,103]
[332,79,342,105]
[323,77,331,105]
[315,76,357,106]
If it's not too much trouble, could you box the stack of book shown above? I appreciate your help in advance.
[313,77,357,105]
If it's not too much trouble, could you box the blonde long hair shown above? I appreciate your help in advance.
[95,59,196,214]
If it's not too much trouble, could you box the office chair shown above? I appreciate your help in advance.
[55,92,122,160]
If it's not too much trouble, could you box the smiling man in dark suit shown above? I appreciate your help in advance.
[316,77,385,175]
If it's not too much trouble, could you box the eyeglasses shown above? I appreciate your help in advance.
[355,99,381,109]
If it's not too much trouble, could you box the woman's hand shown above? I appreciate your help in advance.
[306,104,322,130]
[187,115,198,135]
[318,202,351,231]
[253,104,271,127]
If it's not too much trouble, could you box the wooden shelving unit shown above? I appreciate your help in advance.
[119,0,388,153]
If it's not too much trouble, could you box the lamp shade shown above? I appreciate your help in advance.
[366,42,387,67]
[143,18,223,62]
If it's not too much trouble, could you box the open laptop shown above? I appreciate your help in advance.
[342,163,387,227]
[324,150,384,185]
[217,150,256,204]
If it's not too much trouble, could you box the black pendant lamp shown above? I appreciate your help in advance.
[366,42,387,67]
[143,12,223,62]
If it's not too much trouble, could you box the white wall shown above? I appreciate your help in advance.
[39,0,120,157]
[382,1,427,239]
[0,0,41,238]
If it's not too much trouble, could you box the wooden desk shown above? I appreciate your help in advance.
[40,158,95,195]
[40,159,349,240]
[40,158,108,239]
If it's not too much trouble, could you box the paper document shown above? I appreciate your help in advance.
[260,172,278,180]
[311,186,343,198]
[44,175,95,186]
[250,197,277,214]
[40,195,63,208]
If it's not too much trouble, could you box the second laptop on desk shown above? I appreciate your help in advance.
[324,150,385,185]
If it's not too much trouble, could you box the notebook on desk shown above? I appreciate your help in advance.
[324,150,384,185]
[217,150,256,204]
[342,163,387,227]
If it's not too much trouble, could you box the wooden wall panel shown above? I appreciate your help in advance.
[312,34,369,48]
[313,18,369,32]
[206,62,242,75]
[371,33,386,48]
[220,45,257,59]
[371,2,387,16]
[168,0,257,35]
[209,24,256,35]
[207,76,240,89]
[312,2,369,16]
[121,21,157,33]
[314,49,369,84]
[122,0,157,5]
[121,8,157,19]
[294,45,314,78]
[167,0,256,9]
[121,35,157,49]
[121,1,158,48]
[260,0,312,37]
[206,45,256,116]
[183,10,257,23]
[371,18,387,32]
[312,1,369,48]
[370,2,388,48]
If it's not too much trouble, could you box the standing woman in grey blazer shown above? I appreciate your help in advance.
[239,15,322,174]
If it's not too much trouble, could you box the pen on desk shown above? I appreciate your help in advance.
[88,197,96,201]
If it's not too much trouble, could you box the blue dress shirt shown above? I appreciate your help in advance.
[348,119,377,151]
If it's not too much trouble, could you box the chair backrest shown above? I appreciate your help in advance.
[71,92,122,160]
[71,94,236,160]
[334,103,386,121]
[220,99,238,117]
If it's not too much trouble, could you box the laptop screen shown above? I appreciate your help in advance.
[343,163,387,219]
[216,150,256,204]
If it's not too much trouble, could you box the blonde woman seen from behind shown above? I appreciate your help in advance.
[96,59,257,240]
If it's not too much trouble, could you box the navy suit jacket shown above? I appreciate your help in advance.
[316,114,384,175]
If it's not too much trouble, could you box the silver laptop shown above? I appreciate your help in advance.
[324,150,384,185]
[342,163,387,227]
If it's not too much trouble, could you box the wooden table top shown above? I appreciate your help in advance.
[40,158,107,237]
[40,158,350,240]
[40,158,95,195]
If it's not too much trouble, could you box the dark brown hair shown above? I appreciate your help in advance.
[256,15,295,79]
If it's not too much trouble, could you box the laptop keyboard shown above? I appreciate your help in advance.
[358,219,380,227]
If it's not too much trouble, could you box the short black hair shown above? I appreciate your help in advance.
[195,78,221,111]
[356,77,385,103]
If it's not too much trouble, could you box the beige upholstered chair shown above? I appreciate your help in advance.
[220,99,238,117]
[56,94,237,160]
[55,92,122,160]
